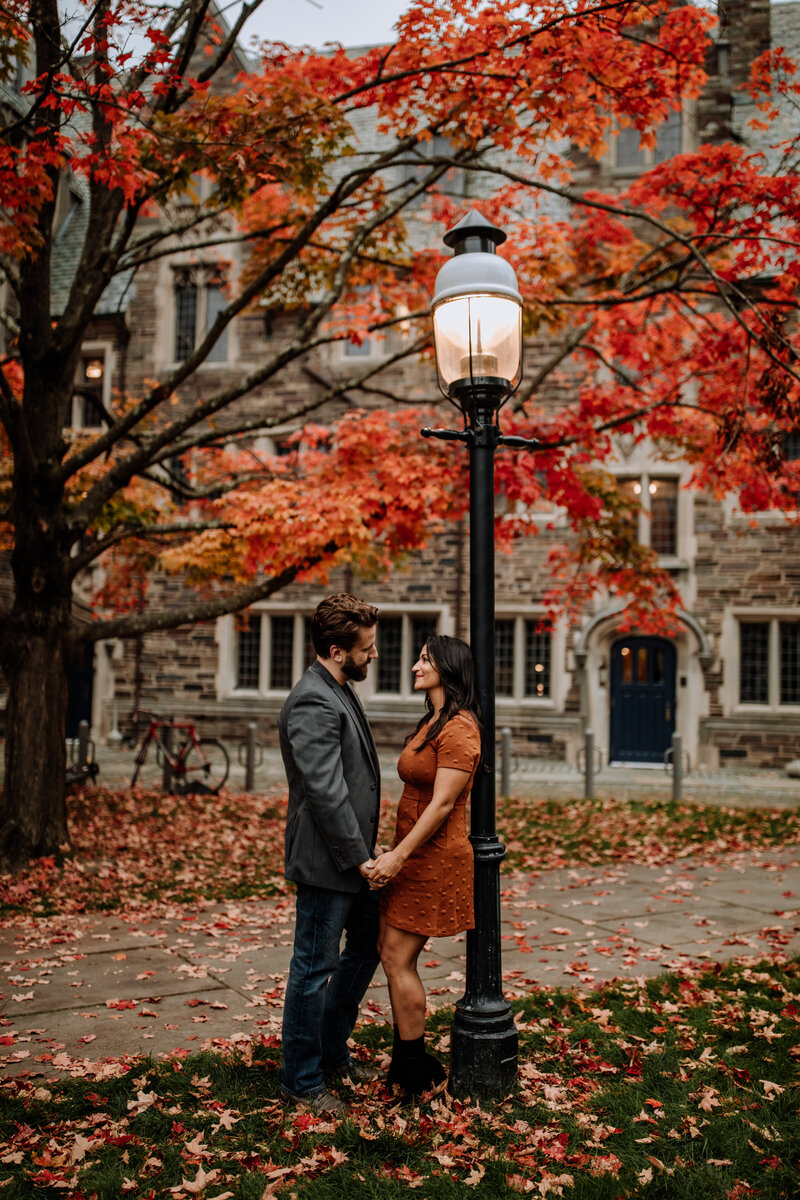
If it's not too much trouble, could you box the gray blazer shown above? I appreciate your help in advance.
[278,660,381,893]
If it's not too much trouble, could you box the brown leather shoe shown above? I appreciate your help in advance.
[327,1058,382,1085]
[279,1086,348,1116]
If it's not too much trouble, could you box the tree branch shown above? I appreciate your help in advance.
[511,320,595,412]
[72,546,336,643]
[57,138,444,519]
[66,516,232,575]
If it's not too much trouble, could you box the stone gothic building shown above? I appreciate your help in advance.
[3,0,799,771]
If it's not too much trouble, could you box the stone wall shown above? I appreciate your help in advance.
[701,715,800,770]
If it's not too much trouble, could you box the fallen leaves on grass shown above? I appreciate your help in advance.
[2,790,798,924]
[0,959,797,1199]
[0,786,292,921]
[499,795,800,875]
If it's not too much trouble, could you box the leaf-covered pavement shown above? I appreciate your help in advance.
[2,845,797,1079]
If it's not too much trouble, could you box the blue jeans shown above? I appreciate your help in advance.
[281,881,380,1098]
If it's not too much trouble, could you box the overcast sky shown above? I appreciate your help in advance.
[235,0,411,50]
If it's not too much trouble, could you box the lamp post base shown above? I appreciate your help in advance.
[449,1004,518,1101]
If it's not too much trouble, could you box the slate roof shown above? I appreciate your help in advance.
[49,170,136,319]
[1,74,135,318]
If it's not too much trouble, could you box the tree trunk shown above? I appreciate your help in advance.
[0,343,78,869]
[0,619,70,870]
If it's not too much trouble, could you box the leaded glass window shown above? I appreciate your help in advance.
[236,620,261,689]
[650,478,678,556]
[270,616,295,690]
[524,624,551,698]
[780,623,800,705]
[377,617,403,693]
[495,619,515,697]
[174,281,198,361]
[740,622,769,704]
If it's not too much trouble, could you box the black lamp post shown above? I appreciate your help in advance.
[423,210,535,1100]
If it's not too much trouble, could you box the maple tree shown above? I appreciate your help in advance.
[1,0,799,868]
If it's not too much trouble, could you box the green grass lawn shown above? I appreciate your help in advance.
[0,958,797,1198]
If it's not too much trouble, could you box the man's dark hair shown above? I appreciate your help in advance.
[311,593,379,658]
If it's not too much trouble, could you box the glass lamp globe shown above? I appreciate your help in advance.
[431,211,522,407]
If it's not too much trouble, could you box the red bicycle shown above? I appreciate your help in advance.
[129,710,229,794]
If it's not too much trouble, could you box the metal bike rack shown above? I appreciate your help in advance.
[577,728,603,798]
[66,720,100,786]
[664,732,691,801]
[236,723,264,790]
[499,727,518,798]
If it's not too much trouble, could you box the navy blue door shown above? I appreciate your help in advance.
[609,637,676,764]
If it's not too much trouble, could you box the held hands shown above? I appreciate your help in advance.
[362,847,405,891]
[357,846,383,884]
[357,847,384,889]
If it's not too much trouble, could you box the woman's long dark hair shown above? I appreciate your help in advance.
[408,634,484,757]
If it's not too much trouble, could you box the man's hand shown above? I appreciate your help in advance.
[358,859,376,879]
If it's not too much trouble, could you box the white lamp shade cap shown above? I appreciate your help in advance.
[432,249,522,308]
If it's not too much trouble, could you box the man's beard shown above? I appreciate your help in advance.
[341,654,369,682]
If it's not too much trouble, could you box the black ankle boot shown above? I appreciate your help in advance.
[407,1051,446,1096]
[387,1026,413,1086]
[387,1032,447,1096]
[386,1025,403,1086]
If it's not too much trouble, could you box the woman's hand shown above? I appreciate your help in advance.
[366,847,405,889]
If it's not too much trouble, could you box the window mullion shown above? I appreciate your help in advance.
[401,615,411,699]
[196,272,207,350]
[769,619,780,708]
[261,615,270,695]
[641,473,651,546]
[513,617,524,700]
[293,614,304,687]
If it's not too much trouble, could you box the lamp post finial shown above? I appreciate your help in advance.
[443,210,507,255]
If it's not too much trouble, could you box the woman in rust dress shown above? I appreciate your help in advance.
[369,634,482,1097]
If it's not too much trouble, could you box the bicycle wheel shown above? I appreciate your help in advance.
[130,736,168,789]
[177,738,229,794]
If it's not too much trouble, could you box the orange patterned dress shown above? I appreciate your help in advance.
[380,710,481,937]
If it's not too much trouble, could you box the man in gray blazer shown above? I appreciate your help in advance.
[278,593,382,1114]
